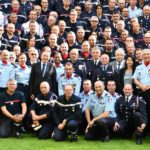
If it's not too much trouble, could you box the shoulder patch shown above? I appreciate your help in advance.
[74,74,80,77]
[138,97,146,104]
[60,73,65,77]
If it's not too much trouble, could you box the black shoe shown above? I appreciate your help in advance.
[136,138,142,145]
[102,135,110,142]
[21,126,26,133]
[15,132,23,139]
[71,135,78,142]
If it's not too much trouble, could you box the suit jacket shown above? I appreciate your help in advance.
[109,60,125,70]
[29,62,57,96]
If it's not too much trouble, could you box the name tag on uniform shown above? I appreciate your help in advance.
[79,65,84,70]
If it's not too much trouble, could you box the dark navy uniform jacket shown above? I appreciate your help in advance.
[138,16,150,33]
[115,95,147,124]
[92,64,118,86]
[2,33,20,51]
[30,92,57,120]
[53,94,82,125]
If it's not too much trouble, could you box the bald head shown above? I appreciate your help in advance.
[40,81,50,95]
[94,81,105,95]
[123,84,133,97]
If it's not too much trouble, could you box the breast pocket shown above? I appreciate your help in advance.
[15,72,21,81]
[0,68,4,76]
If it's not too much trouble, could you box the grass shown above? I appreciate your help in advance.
[0,135,150,150]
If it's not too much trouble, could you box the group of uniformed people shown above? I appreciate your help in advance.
[0,0,150,145]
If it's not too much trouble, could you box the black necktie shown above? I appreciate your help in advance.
[94,60,97,67]
[103,66,106,71]
[126,97,129,103]
[118,62,121,70]
[42,63,46,77]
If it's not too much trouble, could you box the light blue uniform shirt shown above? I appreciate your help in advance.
[128,6,142,18]
[132,63,150,85]
[58,73,81,96]
[53,63,65,81]
[0,62,15,88]
[15,65,31,85]
[86,90,115,118]
[79,90,94,112]
[110,92,121,118]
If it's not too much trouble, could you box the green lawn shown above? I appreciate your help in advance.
[0,135,150,150]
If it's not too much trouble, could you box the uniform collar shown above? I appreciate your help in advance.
[125,94,133,102]
[83,90,93,96]
[96,90,108,99]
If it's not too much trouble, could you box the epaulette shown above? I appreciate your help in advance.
[91,91,95,94]
[28,65,31,69]
[138,96,146,104]
[116,93,122,98]
[60,73,65,77]
[74,74,80,77]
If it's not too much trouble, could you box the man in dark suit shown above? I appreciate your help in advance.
[109,48,125,71]
[29,51,57,100]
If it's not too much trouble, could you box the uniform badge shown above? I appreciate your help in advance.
[88,70,91,75]
[79,65,83,70]
[72,84,76,89]
[138,72,141,78]
[148,69,150,74]
[72,107,75,112]
[97,76,99,80]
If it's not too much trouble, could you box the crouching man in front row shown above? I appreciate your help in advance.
[53,84,82,142]
[85,81,116,142]
[0,79,27,138]
[30,81,58,139]
[114,84,147,145]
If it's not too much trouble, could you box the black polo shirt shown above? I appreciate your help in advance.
[0,91,25,115]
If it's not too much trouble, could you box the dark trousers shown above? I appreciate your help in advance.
[54,120,78,141]
[37,121,54,139]
[0,117,21,138]
[116,112,145,138]
[137,90,150,132]
[85,118,115,140]
[79,111,87,134]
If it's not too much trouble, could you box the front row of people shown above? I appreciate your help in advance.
[0,79,147,145]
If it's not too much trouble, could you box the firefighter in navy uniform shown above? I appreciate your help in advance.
[138,5,150,33]
[92,54,118,87]
[0,79,27,138]
[114,84,147,145]
[30,82,57,139]
[86,47,101,81]
[53,85,82,142]
[68,49,86,83]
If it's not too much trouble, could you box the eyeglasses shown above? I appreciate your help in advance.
[75,9,81,11]
[91,20,98,22]
[31,53,37,56]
